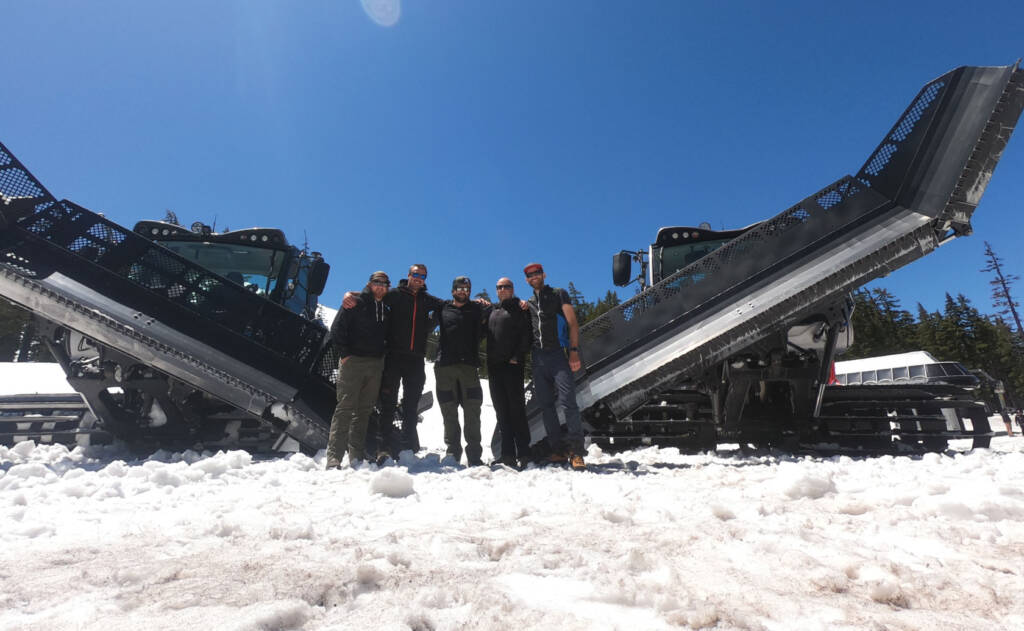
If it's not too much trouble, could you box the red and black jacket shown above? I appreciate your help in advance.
[383,286,444,357]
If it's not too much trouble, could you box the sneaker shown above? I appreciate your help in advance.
[569,453,586,471]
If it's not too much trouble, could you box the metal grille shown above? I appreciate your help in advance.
[579,175,868,351]
[316,344,340,384]
[859,81,944,183]
[0,141,328,373]
[577,75,953,361]
[0,161,45,200]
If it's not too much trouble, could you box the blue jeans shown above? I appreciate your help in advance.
[531,347,583,453]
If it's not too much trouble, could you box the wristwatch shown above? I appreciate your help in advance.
[569,346,579,352]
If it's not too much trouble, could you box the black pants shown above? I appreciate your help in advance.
[488,361,531,463]
[378,352,426,455]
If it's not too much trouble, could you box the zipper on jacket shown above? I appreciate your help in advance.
[410,295,417,351]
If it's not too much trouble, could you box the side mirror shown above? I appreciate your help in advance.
[612,251,632,287]
[307,260,330,296]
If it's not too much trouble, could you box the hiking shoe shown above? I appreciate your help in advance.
[547,452,567,464]
[569,453,586,471]
[325,457,342,470]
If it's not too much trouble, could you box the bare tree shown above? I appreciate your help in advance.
[981,241,1023,335]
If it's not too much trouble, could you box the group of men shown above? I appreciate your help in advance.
[325,262,587,472]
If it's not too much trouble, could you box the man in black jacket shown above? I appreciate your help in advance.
[346,263,445,456]
[486,277,533,468]
[435,276,489,465]
[326,271,390,469]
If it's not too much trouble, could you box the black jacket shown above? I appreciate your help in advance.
[437,300,488,367]
[384,286,444,357]
[487,296,533,365]
[330,289,388,358]
[527,285,571,350]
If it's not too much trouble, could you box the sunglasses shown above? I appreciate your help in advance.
[410,272,427,280]
[453,286,470,293]
[496,284,513,290]
[526,270,543,278]
[371,280,390,287]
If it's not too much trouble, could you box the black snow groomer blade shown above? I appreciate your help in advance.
[567,63,1024,426]
[0,143,335,452]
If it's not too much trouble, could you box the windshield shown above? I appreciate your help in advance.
[158,241,286,296]
[659,238,732,278]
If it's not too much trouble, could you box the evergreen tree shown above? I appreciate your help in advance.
[981,241,1023,336]
[0,300,30,361]
[587,290,621,322]
[474,288,492,302]
[162,209,181,225]
[846,288,915,358]
[566,282,592,322]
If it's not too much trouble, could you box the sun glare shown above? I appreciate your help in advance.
[361,0,400,27]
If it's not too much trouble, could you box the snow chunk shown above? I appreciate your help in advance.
[11,440,37,459]
[778,469,835,499]
[190,450,253,477]
[356,562,387,586]
[146,467,183,488]
[270,517,315,540]
[710,503,736,520]
[7,462,52,479]
[368,468,415,498]
[222,599,313,631]
[869,579,908,607]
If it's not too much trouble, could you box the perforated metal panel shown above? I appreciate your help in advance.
[0,141,332,384]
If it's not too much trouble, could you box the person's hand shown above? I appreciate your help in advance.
[475,297,491,306]
[569,351,581,372]
[340,356,349,365]
[518,299,528,311]
[342,291,358,309]
[509,358,518,365]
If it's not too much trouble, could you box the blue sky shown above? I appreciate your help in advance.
[4,1,1023,319]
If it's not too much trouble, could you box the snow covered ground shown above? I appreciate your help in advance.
[2,364,1023,630]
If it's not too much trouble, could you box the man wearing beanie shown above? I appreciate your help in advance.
[343,263,445,457]
[524,262,586,471]
[326,270,391,469]
[435,275,490,466]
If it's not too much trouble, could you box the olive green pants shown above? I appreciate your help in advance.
[327,355,384,466]
[434,363,483,463]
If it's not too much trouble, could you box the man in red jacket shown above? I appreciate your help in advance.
[345,263,444,458]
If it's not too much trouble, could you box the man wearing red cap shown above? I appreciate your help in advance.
[523,262,586,470]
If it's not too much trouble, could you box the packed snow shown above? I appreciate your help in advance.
[1,364,1023,630]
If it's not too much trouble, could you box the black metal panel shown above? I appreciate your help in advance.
[856,65,1020,222]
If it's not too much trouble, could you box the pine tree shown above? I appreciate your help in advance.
[566,282,592,322]
[981,241,1023,336]
[847,288,915,358]
[0,300,30,361]
[162,209,181,225]
[474,288,492,302]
